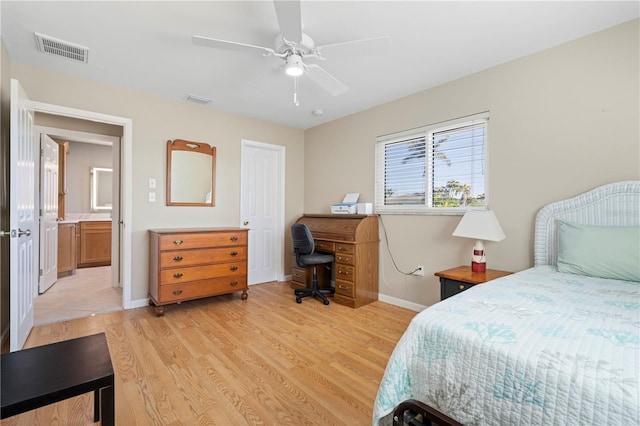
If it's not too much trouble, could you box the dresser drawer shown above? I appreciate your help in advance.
[314,240,334,252]
[336,264,355,282]
[159,262,247,285]
[335,279,354,298]
[159,247,247,268]
[159,231,247,250]
[158,276,247,303]
[335,253,354,265]
[335,243,355,255]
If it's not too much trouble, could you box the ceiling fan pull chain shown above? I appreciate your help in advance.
[293,76,300,106]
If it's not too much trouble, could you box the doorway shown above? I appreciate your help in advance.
[35,125,121,325]
[29,100,134,309]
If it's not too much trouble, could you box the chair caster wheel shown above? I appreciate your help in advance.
[323,299,330,305]
[296,298,302,304]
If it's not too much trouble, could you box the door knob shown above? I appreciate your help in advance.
[243,221,249,226]
[18,229,31,237]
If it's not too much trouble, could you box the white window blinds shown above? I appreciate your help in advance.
[375,112,489,214]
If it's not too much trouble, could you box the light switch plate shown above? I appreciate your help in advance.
[149,178,156,189]
[149,192,156,202]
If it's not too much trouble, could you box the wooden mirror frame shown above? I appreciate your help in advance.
[166,139,216,206]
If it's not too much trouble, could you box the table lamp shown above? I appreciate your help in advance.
[452,210,505,273]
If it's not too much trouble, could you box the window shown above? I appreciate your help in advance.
[375,112,489,214]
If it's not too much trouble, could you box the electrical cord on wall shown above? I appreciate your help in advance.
[377,214,422,276]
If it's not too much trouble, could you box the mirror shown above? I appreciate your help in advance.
[90,167,113,211]
[167,139,216,206]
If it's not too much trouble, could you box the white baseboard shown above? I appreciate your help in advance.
[378,293,428,312]
[129,298,151,309]
[266,276,427,312]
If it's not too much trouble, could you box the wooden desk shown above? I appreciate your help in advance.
[1,333,114,425]
[294,214,379,308]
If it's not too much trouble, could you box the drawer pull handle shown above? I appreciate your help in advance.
[230,266,238,272]
[230,281,238,287]
[338,285,349,290]
[173,289,183,296]
[230,236,238,242]
[230,251,238,256]
[459,284,464,290]
[173,239,183,246]
[173,256,183,262]
[338,247,347,251]
[173,273,184,279]
[338,270,349,275]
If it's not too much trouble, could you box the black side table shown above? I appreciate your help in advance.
[1,332,114,425]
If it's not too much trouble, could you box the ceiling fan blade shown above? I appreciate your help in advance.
[315,36,391,59]
[192,35,275,56]
[305,65,348,96]
[273,0,302,42]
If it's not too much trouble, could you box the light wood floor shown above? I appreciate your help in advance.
[3,281,417,425]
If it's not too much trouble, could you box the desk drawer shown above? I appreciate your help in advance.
[314,240,334,252]
[335,279,354,298]
[335,243,355,254]
[291,267,307,285]
[335,253,354,265]
[336,264,355,282]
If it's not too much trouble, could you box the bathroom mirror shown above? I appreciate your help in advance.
[166,139,216,206]
[90,167,113,211]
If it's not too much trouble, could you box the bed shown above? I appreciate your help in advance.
[373,181,640,426]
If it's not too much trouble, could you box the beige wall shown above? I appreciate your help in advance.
[11,63,305,301]
[304,19,640,307]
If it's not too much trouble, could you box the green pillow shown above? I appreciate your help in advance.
[557,220,640,282]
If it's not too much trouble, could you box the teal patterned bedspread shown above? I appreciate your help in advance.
[373,266,639,425]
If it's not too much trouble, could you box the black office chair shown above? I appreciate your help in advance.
[291,224,335,305]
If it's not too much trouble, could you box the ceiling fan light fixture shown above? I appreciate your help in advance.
[285,54,304,76]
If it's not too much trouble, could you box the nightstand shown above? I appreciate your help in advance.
[435,265,512,301]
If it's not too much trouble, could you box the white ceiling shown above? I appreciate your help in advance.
[2,1,638,129]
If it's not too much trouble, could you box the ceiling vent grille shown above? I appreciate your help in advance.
[34,32,89,63]
[186,94,213,105]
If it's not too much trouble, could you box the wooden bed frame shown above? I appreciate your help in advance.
[388,181,640,426]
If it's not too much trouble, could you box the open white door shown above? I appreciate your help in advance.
[9,79,36,351]
[240,140,285,284]
[39,134,59,293]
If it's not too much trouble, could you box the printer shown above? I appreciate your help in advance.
[331,193,359,214]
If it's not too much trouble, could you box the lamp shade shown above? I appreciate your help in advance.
[452,210,506,242]
[285,54,304,76]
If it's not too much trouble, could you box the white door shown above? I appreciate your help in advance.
[10,79,36,351]
[240,140,285,285]
[39,134,59,293]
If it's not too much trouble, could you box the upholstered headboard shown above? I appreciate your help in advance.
[534,181,640,266]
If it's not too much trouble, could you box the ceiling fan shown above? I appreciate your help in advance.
[192,0,390,103]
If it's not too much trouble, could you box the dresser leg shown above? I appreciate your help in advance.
[241,290,248,300]
[154,306,165,316]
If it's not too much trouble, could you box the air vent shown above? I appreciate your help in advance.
[186,94,213,105]
[34,32,89,63]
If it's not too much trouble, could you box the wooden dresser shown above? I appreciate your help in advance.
[148,228,248,315]
[293,214,379,308]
